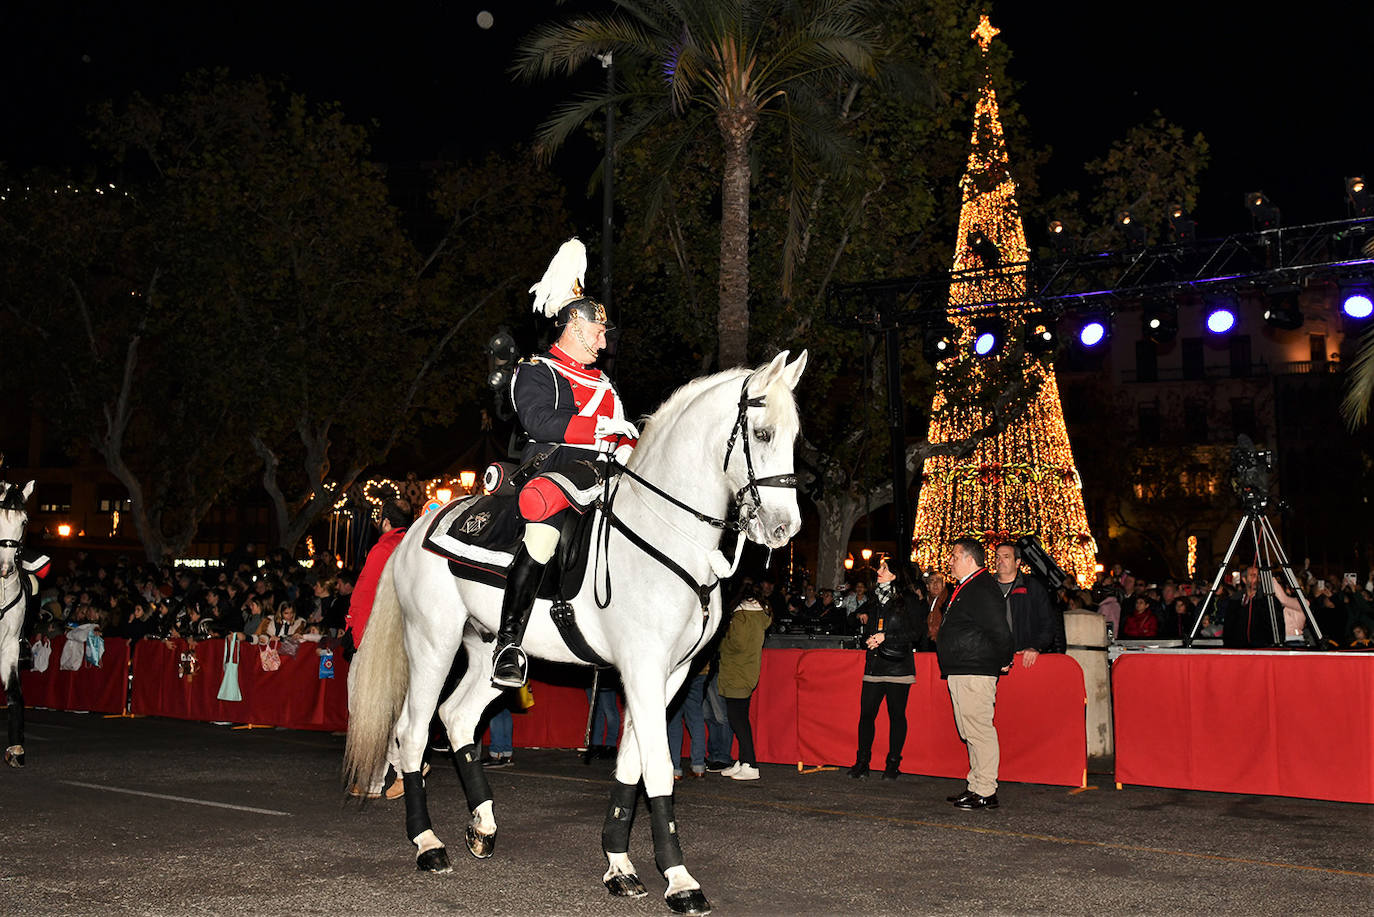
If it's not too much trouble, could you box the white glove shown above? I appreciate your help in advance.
[594,416,640,441]
[613,443,634,466]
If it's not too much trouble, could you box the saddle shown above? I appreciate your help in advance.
[420,476,606,665]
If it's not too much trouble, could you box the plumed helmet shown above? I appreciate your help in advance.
[528,237,615,330]
[556,296,613,330]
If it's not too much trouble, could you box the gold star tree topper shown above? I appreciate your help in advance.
[972,14,1000,52]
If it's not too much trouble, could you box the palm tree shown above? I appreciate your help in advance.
[1342,237,1374,429]
[515,1,883,368]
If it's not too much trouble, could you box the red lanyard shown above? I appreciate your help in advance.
[949,568,986,606]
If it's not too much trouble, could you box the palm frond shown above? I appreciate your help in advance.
[531,90,636,160]
[512,15,661,81]
[1341,326,1374,429]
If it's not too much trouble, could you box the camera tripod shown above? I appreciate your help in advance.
[1184,508,1323,648]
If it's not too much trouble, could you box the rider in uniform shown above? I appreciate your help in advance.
[491,239,638,688]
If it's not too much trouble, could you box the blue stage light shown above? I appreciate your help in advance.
[1079,320,1106,347]
[971,316,1005,357]
[1343,292,1373,320]
[1206,308,1236,334]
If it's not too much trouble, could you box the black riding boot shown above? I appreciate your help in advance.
[492,546,546,688]
[882,754,901,780]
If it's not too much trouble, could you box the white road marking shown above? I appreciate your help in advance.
[59,781,291,816]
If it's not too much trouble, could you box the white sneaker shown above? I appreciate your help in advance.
[720,761,742,777]
[730,764,760,781]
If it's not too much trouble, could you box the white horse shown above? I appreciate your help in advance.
[1,480,34,768]
[344,352,807,915]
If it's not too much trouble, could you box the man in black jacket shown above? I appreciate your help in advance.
[937,538,1014,810]
[994,542,1062,667]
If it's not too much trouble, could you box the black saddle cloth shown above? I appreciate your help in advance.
[421,493,599,602]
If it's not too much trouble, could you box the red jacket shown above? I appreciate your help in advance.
[346,527,406,646]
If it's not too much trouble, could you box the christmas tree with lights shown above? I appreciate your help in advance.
[911,15,1097,582]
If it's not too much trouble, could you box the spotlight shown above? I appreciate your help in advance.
[922,317,958,364]
[1141,297,1178,343]
[1116,210,1146,248]
[1262,284,1304,331]
[1168,205,1196,244]
[972,316,1005,356]
[1077,312,1111,348]
[967,229,1001,266]
[1343,288,1374,320]
[1047,220,1074,257]
[1245,191,1280,229]
[1348,177,1371,217]
[1205,299,1237,334]
[1023,312,1058,355]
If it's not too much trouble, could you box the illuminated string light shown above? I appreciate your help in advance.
[912,16,1098,586]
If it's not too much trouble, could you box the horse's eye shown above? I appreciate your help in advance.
[754,428,772,443]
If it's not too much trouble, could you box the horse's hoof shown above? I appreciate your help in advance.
[466,825,496,859]
[603,873,647,898]
[665,888,711,915]
[416,846,451,873]
[4,746,23,768]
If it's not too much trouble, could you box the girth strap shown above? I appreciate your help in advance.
[549,600,611,667]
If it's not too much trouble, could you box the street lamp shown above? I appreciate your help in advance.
[459,470,477,493]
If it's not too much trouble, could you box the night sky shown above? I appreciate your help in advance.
[3,1,1370,237]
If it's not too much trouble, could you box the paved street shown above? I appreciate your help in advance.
[1,709,1370,916]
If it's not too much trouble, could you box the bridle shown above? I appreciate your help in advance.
[609,374,798,534]
[594,371,798,623]
[0,503,26,620]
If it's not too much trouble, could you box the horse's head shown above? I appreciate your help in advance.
[728,351,808,550]
[0,481,32,579]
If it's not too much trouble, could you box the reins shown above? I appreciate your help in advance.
[591,373,797,618]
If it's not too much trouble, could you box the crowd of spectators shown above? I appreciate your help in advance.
[758,556,1374,651]
[28,548,357,654]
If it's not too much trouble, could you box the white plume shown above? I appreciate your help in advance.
[529,238,587,318]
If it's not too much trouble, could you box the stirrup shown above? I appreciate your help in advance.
[491,643,529,688]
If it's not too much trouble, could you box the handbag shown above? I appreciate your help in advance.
[278,635,301,657]
[85,631,106,667]
[30,637,52,674]
[217,635,243,701]
[260,638,281,672]
[318,649,334,680]
[517,683,535,710]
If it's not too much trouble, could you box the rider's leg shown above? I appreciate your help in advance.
[491,520,559,688]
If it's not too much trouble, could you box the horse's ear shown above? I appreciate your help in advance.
[750,351,791,394]
[22,481,34,502]
[781,350,808,390]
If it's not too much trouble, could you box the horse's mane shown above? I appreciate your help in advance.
[634,365,800,458]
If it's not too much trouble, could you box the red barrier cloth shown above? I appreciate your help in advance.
[130,638,350,732]
[1114,652,1374,804]
[21,637,129,714]
[789,649,1086,786]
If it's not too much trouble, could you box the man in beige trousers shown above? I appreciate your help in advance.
[936,538,1015,809]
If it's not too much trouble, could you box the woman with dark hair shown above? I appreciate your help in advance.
[850,557,921,780]
[716,586,772,781]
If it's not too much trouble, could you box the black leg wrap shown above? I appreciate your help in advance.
[7,684,23,748]
[647,794,685,874]
[453,743,494,811]
[601,780,640,854]
[402,771,432,841]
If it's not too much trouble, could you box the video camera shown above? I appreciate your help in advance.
[1230,435,1274,512]
[1015,534,1069,590]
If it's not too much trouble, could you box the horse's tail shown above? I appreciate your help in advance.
[342,553,408,794]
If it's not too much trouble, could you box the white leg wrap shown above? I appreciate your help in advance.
[664,864,700,895]
[472,799,496,834]
[412,828,443,853]
[523,522,560,564]
[603,851,635,881]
